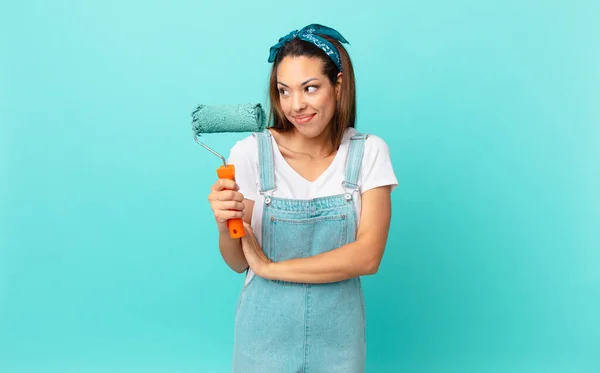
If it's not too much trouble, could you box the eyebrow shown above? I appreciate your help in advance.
[277,78,319,88]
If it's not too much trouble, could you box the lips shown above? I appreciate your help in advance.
[294,114,316,124]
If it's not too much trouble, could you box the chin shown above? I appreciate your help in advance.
[292,123,328,139]
[288,116,328,138]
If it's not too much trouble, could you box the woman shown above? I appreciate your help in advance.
[207,24,398,372]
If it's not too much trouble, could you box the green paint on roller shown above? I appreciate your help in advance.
[191,103,267,135]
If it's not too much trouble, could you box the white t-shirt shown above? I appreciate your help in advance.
[227,127,398,284]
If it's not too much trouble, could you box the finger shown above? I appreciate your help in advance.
[214,203,244,216]
[214,210,243,223]
[216,190,244,203]
[217,200,245,211]
[212,179,237,192]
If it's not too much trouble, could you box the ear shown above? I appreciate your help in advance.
[335,72,343,98]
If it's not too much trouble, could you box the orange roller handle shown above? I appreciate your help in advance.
[217,164,246,239]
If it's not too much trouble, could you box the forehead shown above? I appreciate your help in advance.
[276,56,325,83]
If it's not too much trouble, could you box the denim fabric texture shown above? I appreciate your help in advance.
[233,130,368,373]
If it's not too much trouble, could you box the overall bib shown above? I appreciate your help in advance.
[233,130,368,373]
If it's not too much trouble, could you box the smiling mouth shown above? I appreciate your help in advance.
[294,114,316,124]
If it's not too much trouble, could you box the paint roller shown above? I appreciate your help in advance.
[191,103,267,239]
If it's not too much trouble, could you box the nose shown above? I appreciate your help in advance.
[292,92,307,112]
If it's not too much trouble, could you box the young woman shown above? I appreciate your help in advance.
[207,24,398,372]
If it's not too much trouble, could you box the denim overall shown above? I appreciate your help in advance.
[232,130,368,373]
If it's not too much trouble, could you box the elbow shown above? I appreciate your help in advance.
[355,242,385,276]
[361,254,383,276]
[354,234,387,276]
[233,265,249,274]
[227,260,249,274]
[364,259,380,275]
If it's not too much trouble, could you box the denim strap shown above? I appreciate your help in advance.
[254,130,277,194]
[342,133,368,200]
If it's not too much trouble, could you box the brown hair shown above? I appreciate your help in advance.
[268,35,356,149]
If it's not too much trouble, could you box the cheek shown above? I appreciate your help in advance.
[279,98,291,113]
[319,96,336,116]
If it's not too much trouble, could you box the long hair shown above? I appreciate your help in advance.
[268,36,356,149]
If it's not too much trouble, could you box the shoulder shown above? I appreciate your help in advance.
[229,132,264,160]
[350,129,398,192]
[227,133,262,169]
[343,127,390,155]
[230,133,259,153]
[364,134,390,154]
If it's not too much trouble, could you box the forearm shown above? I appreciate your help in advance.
[266,240,382,284]
[219,231,248,273]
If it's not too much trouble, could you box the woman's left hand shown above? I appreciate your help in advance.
[241,222,273,277]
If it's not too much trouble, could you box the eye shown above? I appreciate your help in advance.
[278,88,290,96]
[306,85,319,93]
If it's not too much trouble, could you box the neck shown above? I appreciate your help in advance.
[286,127,335,158]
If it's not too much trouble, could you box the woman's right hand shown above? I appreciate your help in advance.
[208,179,246,233]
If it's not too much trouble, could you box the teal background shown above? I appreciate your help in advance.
[2,0,599,372]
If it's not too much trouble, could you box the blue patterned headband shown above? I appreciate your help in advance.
[268,24,349,71]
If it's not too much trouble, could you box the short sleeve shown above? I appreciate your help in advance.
[226,136,259,201]
[359,135,398,194]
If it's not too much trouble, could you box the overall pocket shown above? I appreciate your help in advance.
[267,214,348,261]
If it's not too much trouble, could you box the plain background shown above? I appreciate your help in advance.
[1,0,599,372]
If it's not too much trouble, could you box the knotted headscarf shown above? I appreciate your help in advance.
[268,24,349,71]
